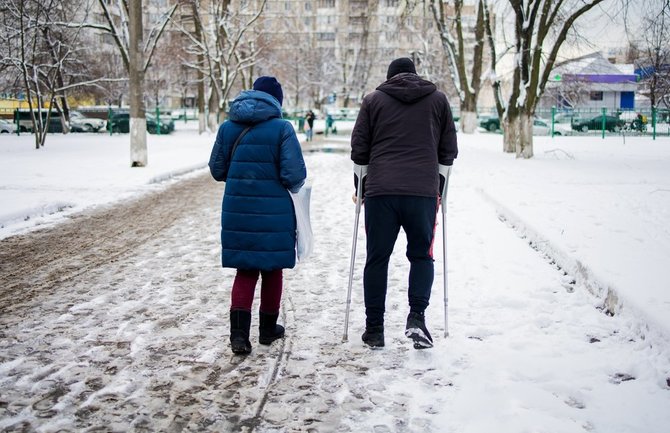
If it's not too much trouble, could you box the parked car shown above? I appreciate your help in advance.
[107,112,175,134]
[170,109,196,121]
[533,118,574,136]
[478,116,573,135]
[0,118,17,134]
[571,115,625,133]
[69,110,106,132]
[14,110,63,133]
[479,115,500,132]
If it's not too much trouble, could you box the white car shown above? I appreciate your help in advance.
[0,118,17,134]
[534,117,573,136]
[69,111,106,132]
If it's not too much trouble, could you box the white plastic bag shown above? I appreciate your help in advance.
[289,181,314,262]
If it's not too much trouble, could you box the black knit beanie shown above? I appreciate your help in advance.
[253,76,283,106]
[386,58,417,79]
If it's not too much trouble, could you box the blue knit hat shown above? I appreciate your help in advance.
[253,76,283,106]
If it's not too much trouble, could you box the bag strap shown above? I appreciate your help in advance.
[230,126,252,159]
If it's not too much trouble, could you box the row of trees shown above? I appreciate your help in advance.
[432,0,670,157]
[1,0,668,162]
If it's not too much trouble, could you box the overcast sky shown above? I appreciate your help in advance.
[572,0,642,52]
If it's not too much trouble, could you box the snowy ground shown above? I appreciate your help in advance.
[1,125,669,432]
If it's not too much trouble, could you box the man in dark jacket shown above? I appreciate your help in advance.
[350,58,458,349]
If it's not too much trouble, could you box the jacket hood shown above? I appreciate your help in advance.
[376,73,437,103]
[229,90,282,124]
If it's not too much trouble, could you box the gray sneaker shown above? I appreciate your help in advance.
[405,312,433,349]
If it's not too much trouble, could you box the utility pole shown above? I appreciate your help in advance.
[129,0,147,167]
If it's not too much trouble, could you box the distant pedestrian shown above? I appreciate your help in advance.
[325,113,334,136]
[209,76,307,355]
[305,110,316,141]
[350,57,458,349]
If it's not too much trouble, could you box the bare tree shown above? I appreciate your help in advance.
[631,0,670,110]
[0,0,120,148]
[253,14,311,110]
[94,0,177,167]
[429,0,488,133]
[400,5,452,96]
[336,0,380,108]
[487,0,609,158]
[542,74,590,110]
[174,0,267,132]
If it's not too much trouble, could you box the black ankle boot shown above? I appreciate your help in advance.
[258,311,285,345]
[362,325,385,348]
[230,309,252,354]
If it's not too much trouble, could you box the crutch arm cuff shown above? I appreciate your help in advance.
[439,164,452,199]
[353,164,368,196]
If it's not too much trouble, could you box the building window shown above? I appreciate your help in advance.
[317,32,335,41]
[320,0,335,7]
[590,91,604,101]
[385,31,398,41]
[305,2,311,11]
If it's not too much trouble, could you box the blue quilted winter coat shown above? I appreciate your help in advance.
[209,90,306,271]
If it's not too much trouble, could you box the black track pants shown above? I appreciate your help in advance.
[363,195,438,327]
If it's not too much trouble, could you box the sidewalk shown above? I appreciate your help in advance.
[1,147,669,432]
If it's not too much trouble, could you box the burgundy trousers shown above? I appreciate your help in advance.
[230,269,283,314]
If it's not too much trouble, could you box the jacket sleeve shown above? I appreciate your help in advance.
[350,97,371,165]
[279,122,307,192]
[438,96,458,166]
[209,122,230,182]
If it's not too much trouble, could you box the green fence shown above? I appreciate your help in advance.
[477,107,670,139]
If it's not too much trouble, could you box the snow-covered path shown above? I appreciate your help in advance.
[1,148,669,432]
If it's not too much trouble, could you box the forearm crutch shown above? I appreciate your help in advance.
[343,163,368,342]
[439,164,453,338]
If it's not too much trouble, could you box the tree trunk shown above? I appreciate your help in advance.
[129,0,147,167]
[460,95,478,133]
[505,112,534,158]
[207,88,219,132]
[197,70,205,134]
[191,3,207,135]
[460,111,477,133]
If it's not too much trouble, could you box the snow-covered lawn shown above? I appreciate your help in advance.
[1,125,669,431]
[0,122,213,237]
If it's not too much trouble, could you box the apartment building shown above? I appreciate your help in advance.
[89,0,485,111]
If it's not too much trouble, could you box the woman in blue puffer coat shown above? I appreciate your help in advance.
[209,76,306,355]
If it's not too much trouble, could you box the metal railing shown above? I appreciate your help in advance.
[476,106,670,139]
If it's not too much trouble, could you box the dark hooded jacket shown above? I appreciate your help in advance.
[350,73,458,198]
[209,90,306,271]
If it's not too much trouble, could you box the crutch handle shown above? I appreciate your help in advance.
[439,164,452,205]
[353,164,368,199]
